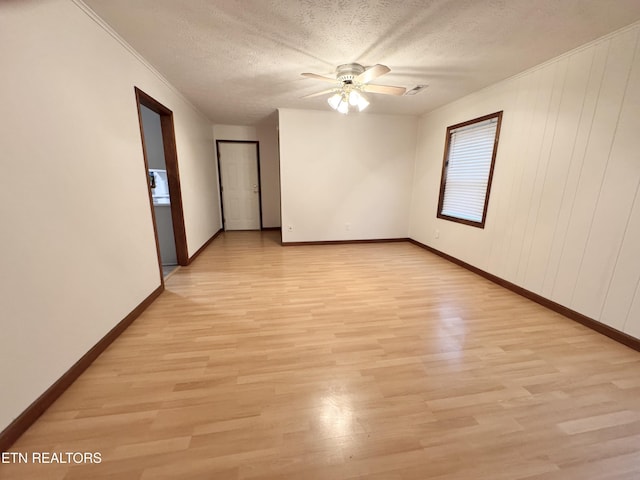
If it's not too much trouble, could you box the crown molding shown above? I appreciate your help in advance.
[71,0,212,124]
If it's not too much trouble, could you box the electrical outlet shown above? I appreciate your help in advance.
[346,223,351,231]
[435,229,440,239]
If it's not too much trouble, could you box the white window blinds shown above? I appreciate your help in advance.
[440,116,499,224]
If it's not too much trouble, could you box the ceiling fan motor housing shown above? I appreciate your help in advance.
[300,62,405,103]
[336,63,365,84]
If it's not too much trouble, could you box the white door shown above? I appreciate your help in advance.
[218,142,261,230]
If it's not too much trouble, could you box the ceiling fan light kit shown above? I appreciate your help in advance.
[302,63,405,114]
[327,88,370,114]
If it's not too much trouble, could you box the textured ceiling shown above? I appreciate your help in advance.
[82,0,640,125]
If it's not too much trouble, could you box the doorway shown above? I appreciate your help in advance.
[135,87,189,280]
[217,140,262,230]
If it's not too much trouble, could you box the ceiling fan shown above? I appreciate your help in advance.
[301,63,406,114]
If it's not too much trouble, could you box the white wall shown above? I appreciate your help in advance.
[140,105,165,170]
[279,109,418,242]
[213,123,282,229]
[173,109,221,255]
[256,113,281,228]
[409,23,640,339]
[213,124,257,142]
[0,0,220,431]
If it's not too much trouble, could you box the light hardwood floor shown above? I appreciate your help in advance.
[3,231,640,479]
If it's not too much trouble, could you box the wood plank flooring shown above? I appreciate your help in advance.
[2,231,639,479]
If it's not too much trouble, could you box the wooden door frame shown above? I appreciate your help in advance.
[216,140,263,230]
[135,87,189,275]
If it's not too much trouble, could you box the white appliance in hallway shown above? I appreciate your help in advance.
[149,169,170,205]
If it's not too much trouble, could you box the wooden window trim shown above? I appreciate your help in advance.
[436,111,503,229]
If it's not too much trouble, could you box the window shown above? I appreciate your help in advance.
[437,111,503,228]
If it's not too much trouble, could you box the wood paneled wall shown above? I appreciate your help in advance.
[410,23,640,339]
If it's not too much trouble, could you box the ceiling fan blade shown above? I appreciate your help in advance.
[301,88,337,99]
[355,64,390,84]
[301,72,337,83]
[362,84,407,96]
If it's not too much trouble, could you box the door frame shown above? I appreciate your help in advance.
[135,87,189,276]
[216,140,263,230]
